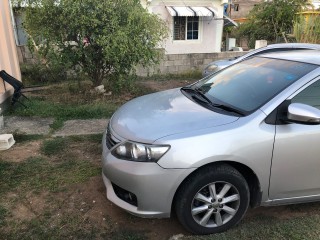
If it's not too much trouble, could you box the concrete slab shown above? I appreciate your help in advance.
[53,119,108,137]
[0,116,54,135]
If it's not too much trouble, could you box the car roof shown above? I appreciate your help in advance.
[263,43,320,50]
[259,50,320,65]
[239,43,320,61]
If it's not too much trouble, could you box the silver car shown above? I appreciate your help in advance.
[102,50,320,235]
[202,43,320,77]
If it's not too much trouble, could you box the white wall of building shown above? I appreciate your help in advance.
[313,1,320,9]
[143,0,225,54]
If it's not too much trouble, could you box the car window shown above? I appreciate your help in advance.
[195,57,318,113]
[291,80,320,109]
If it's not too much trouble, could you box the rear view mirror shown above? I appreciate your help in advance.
[287,103,320,124]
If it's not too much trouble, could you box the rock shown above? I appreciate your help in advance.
[94,85,106,93]
[169,234,184,240]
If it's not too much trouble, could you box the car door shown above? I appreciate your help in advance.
[269,77,320,203]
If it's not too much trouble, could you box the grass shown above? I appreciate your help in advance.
[183,214,320,240]
[68,133,104,143]
[13,133,45,143]
[142,70,202,81]
[4,80,155,131]
[3,214,103,239]
[40,137,67,156]
[50,119,65,131]
[0,133,108,239]
[0,156,100,195]
[7,98,118,120]
[109,230,147,240]
[0,133,148,239]
[0,205,8,227]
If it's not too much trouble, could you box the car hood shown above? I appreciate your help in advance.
[110,88,239,143]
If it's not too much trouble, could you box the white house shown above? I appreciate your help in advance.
[13,0,231,57]
[141,0,232,54]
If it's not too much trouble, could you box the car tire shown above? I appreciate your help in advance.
[175,164,250,235]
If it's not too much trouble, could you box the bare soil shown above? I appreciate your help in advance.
[0,140,42,162]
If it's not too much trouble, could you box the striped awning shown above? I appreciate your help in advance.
[166,6,216,17]
[223,15,238,27]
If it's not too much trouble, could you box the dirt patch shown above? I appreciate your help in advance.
[0,140,42,162]
[4,191,47,223]
[26,192,48,215]
[11,204,36,221]
[61,176,188,240]
[67,141,102,166]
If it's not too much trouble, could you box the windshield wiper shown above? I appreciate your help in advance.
[181,86,245,116]
[181,86,212,104]
[210,103,245,116]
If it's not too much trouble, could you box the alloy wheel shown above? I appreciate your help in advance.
[191,181,240,228]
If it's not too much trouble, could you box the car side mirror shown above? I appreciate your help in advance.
[287,103,320,124]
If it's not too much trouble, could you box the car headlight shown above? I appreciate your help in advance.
[111,142,170,162]
[206,64,218,72]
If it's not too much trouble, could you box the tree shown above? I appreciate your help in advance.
[16,0,168,87]
[235,0,310,48]
[294,14,320,43]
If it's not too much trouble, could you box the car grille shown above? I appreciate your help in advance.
[106,123,120,149]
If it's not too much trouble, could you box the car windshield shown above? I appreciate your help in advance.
[192,57,318,114]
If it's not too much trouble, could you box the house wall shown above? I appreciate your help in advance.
[0,0,21,109]
[144,0,225,54]
[313,1,320,9]
[136,51,246,76]
[230,0,261,19]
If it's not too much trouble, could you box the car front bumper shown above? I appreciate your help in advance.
[101,133,194,218]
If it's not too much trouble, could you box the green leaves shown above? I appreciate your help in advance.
[19,0,168,87]
[235,0,310,47]
[293,14,320,43]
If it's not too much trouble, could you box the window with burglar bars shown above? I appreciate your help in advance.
[173,16,199,40]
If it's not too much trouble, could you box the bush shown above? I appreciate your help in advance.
[20,64,68,85]
[20,0,168,89]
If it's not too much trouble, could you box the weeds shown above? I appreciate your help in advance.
[20,63,70,86]
[0,156,100,195]
[6,98,118,120]
[13,133,44,143]
[183,214,320,240]
[50,119,65,131]
[0,205,7,226]
[142,70,202,81]
[109,229,147,240]
[68,134,103,144]
[40,138,67,156]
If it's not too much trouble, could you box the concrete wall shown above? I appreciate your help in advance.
[17,45,36,64]
[137,51,247,76]
[0,0,21,109]
[145,0,225,54]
